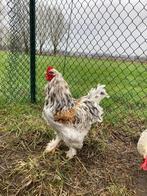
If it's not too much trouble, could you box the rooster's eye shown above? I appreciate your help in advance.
[49,71,54,74]
[100,92,105,95]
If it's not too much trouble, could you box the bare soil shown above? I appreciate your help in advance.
[0,105,147,195]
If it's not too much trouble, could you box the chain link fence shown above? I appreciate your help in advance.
[0,0,147,123]
[0,0,30,102]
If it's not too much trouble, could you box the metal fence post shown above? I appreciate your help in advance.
[29,0,36,103]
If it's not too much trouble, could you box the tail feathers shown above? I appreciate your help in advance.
[86,84,109,103]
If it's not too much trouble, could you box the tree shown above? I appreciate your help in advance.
[9,0,29,53]
[36,4,51,54]
[6,0,30,100]
[17,0,30,53]
[0,1,5,50]
[36,4,67,55]
[49,6,67,55]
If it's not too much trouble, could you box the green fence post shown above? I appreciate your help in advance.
[30,0,36,103]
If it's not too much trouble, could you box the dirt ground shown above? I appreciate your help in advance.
[0,104,147,195]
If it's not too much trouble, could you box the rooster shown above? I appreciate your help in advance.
[42,66,109,159]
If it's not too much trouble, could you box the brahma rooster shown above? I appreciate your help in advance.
[42,66,109,159]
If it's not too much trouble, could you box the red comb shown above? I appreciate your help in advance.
[47,66,53,71]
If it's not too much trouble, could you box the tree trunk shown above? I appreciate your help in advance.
[23,31,29,54]
[53,44,57,55]
[39,43,44,55]
[24,42,29,54]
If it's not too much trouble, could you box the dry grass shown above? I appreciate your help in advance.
[0,103,147,195]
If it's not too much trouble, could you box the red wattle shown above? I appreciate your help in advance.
[46,73,55,81]
[45,66,55,81]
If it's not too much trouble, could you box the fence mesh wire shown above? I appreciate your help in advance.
[0,0,30,102]
[0,0,147,123]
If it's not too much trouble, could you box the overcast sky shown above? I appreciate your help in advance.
[1,0,147,57]
[40,0,147,57]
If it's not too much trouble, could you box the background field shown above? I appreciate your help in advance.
[0,51,147,122]
[0,51,147,195]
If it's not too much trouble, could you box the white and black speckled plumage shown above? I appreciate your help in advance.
[42,68,109,158]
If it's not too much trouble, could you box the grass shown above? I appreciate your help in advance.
[0,51,147,123]
[0,51,147,195]
[0,103,147,195]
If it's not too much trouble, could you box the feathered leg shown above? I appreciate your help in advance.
[66,147,77,159]
[45,135,61,153]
